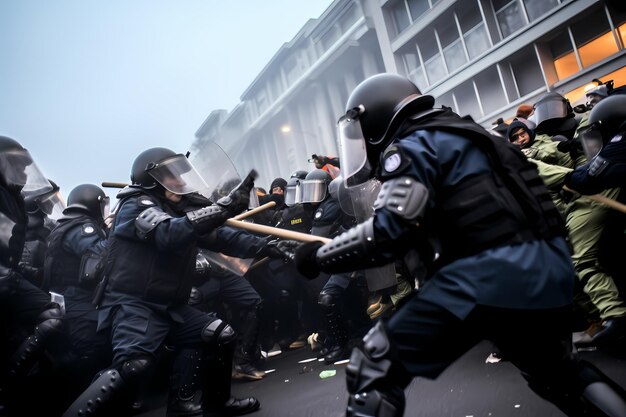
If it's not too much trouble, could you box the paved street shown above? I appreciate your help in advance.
[138,340,626,417]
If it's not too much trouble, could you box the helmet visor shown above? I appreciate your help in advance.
[533,98,568,125]
[338,115,371,188]
[38,191,66,220]
[0,149,49,191]
[300,179,328,203]
[147,154,208,195]
[578,123,604,160]
[284,180,301,207]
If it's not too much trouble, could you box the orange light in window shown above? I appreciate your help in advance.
[578,31,619,68]
[554,51,579,80]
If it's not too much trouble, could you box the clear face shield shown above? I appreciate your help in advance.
[146,154,208,195]
[336,178,381,221]
[284,179,301,207]
[100,195,111,220]
[28,190,67,220]
[300,179,328,204]
[533,97,569,126]
[578,123,605,160]
[338,107,372,188]
[0,148,49,192]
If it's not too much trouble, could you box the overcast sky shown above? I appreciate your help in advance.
[0,1,332,201]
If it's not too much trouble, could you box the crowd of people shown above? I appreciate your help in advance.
[1,73,626,417]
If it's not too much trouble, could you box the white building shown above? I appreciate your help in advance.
[192,0,626,189]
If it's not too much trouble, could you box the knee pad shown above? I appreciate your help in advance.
[346,321,408,417]
[119,356,154,383]
[345,321,411,401]
[202,318,236,346]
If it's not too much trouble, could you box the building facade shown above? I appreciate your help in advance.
[192,0,626,189]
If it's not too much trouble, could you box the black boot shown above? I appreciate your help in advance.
[204,341,261,416]
[233,305,265,381]
[319,294,350,364]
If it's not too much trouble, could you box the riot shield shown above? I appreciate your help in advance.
[334,178,398,292]
[189,142,258,275]
[189,141,259,208]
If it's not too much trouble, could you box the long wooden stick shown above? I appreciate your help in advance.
[224,219,331,243]
[233,201,276,220]
[563,186,626,214]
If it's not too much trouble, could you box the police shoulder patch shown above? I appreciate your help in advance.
[380,145,410,178]
[81,223,96,236]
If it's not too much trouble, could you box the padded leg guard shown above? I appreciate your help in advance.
[345,321,410,417]
[7,302,63,382]
[234,304,262,367]
[62,357,152,417]
[61,369,127,417]
[167,349,204,417]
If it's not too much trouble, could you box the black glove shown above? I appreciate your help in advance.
[0,266,20,299]
[556,138,582,153]
[18,262,42,282]
[294,241,324,279]
[260,239,300,262]
[216,170,257,216]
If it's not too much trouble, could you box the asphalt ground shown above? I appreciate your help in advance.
[137,340,626,417]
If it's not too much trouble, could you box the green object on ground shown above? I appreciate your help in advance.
[319,370,336,379]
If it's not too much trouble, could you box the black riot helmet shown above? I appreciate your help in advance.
[531,92,577,135]
[301,169,332,204]
[65,184,110,222]
[338,73,435,188]
[0,136,50,193]
[578,94,626,159]
[131,147,208,195]
[290,170,308,180]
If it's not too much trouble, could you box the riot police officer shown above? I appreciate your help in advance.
[566,94,626,345]
[42,184,111,411]
[20,179,65,288]
[295,73,626,417]
[62,147,259,417]
[301,169,369,364]
[0,136,63,415]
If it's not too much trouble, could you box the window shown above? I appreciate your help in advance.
[436,91,456,112]
[464,25,490,59]
[401,46,428,91]
[454,80,481,119]
[457,1,489,59]
[494,0,526,38]
[508,47,544,96]
[571,8,619,68]
[419,32,446,84]
[474,66,507,115]
[437,13,467,73]
[407,0,429,21]
[522,0,558,22]
[548,31,578,80]
[390,0,411,34]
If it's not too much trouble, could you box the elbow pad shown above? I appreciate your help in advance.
[374,176,429,222]
[186,205,229,234]
[316,218,388,272]
[135,207,172,240]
